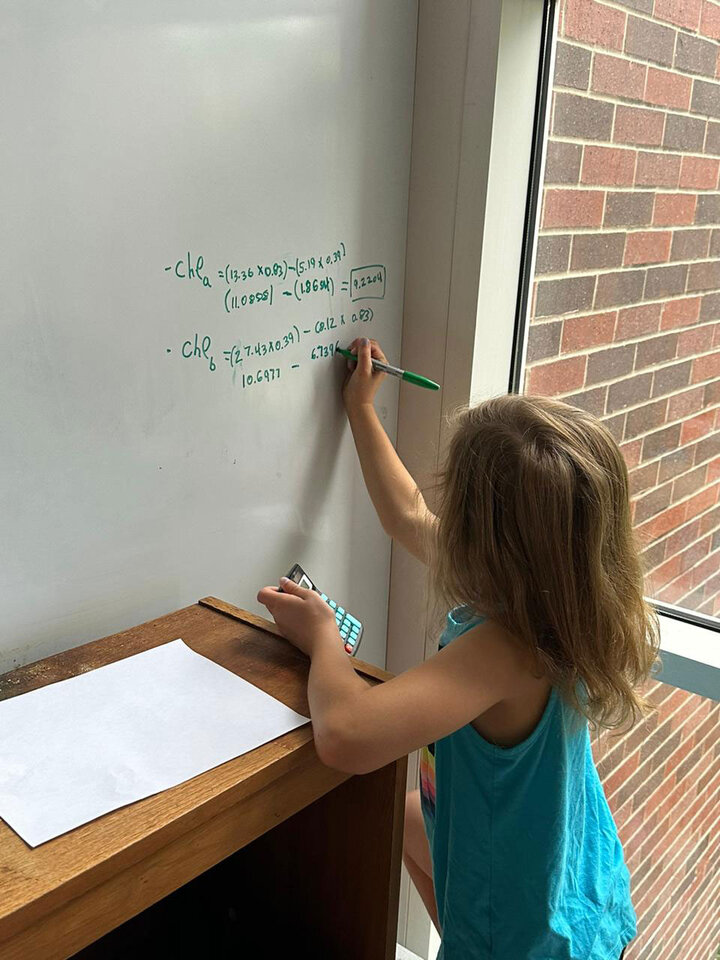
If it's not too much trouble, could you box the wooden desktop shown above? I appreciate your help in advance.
[0,597,407,959]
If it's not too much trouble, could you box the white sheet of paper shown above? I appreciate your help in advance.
[0,639,309,847]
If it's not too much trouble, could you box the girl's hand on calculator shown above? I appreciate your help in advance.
[257,577,340,657]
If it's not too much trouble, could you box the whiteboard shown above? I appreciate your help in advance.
[0,1,417,672]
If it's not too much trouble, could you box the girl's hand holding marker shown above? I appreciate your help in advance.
[339,339,439,394]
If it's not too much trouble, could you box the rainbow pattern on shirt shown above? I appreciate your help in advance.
[419,741,436,819]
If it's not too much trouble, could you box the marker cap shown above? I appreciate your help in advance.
[402,370,440,391]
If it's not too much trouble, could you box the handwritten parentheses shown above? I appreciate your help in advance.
[283,259,288,281]
[224,288,231,314]
[294,279,300,302]
[329,277,334,296]
[294,324,300,342]
[341,241,346,258]
[295,257,300,276]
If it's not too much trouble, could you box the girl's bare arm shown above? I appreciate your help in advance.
[344,338,436,564]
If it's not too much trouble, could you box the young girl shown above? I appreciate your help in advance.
[258,337,660,960]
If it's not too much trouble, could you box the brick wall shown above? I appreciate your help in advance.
[522,0,720,956]
[592,683,719,959]
[525,0,720,616]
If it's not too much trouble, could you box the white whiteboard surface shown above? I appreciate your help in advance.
[0,1,416,672]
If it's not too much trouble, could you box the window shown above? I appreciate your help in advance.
[518,0,720,621]
[513,1,720,955]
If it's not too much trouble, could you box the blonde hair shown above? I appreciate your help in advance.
[427,394,660,733]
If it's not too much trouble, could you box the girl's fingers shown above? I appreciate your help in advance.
[278,576,312,598]
[358,338,374,376]
[347,336,387,369]
[256,585,279,605]
[367,339,387,364]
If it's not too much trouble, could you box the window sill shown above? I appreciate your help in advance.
[656,606,720,703]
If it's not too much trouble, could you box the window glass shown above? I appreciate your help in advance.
[523,0,720,617]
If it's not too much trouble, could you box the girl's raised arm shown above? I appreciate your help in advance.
[344,337,436,564]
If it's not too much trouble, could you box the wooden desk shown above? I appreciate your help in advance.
[0,598,407,960]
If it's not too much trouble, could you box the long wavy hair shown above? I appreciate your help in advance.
[426,394,661,732]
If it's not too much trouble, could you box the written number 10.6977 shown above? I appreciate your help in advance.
[240,368,281,388]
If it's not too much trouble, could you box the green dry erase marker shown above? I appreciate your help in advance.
[337,347,440,391]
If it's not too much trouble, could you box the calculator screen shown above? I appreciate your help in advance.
[297,574,313,590]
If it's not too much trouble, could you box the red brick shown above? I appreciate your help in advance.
[658,446,695,482]
[629,460,659,496]
[542,189,605,228]
[651,554,684,589]
[679,156,720,190]
[653,193,697,226]
[707,459,720,483]
[684,482,720,520]
[700,0,720,39]
[563,0,626,50]
[636,151,681,188]
[680,410,716,443]
[613,106,665,147]
[668,385,705,419]
[641,422,682,460]
[617,303,662,338]
[527,355,587,395]
[677,323,716,355]
[636,502,688,543]
[581,146,636,185]
[592,53,646,100]
[690,549,720,586]
[661,297,702,329]
[664,518,701,557]
[691,349,720,382]
[621,438,643,469]
[675,464,710,502]
[561,311,617,351]
[654,0,702,29]
[657,569,696,601]
[678,533,713,572]
[645,68,693,110]
[624,230,672,265]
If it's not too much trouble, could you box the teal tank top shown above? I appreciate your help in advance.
[419,607,636,960]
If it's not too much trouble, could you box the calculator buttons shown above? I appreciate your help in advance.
[319,594,361,654]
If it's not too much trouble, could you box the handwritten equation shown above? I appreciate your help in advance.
[164,241,386,312]
[163,239,384,390]
[168,311,374,384]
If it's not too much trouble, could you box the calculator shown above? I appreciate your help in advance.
[283,563,363,656]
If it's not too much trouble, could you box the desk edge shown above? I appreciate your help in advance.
[198,597,394,683]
